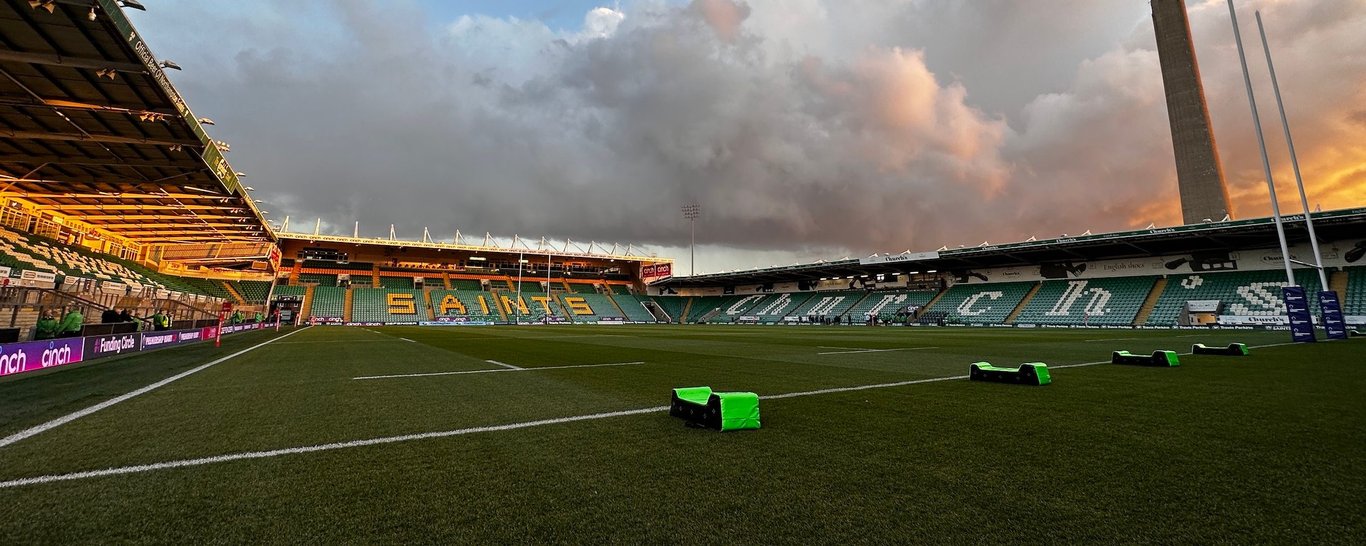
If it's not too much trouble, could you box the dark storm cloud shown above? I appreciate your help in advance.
[133,0,1366,267]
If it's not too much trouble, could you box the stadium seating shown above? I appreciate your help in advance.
[650,296,690,323]
[0,226,230,297]
[787,291,870,320]
[924,283,1034,324]
[274,285,306,298]
[1012,277,1157,326]
[230,280,273,303]
[568,283,598,294]
[684,296,729,322]
[845,290,940,321]
[1146,269,1326,325]
[309,286,346,319]
[350,288,426,323]
[557,293,626,322]
[299,273,338,286]
[610,294,659,322]
[450,278,484,291]
[1346,268,1365,316]
[750,292,814,322]
[429,289,501,320]
[610,284,631,295]
[708,294,774,323]
[378,276,413,289]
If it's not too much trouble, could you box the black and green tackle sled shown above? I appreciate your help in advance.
[1112,350,1180,366]
[1191,343,1249,356]
[968,362,1051,386]
[670,387,761,431]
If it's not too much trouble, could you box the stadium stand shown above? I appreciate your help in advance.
[846,290,941,321]
[430,290,501,320]
[651,296,690,323]
[707,294,773,323]
[568,283,598,294]
[351,288,426,323]
[310,286,346,319]
[1146,269,1327,325]
[557,293,626,322]
[684,296,730,322]
[787,291,869,320]
[924,283,1035,324]
[750,292,814,322]
[611,294,659,322]
[0,225,228,297]
[1012,277,1157,326]
[611,284,632,295]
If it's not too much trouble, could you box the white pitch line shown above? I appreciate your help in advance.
[0,326,313,449]
[398,338,417,343]
[816,346,939,355]
[1082,337,1144,343]
[484,359,522,370]
[353,361,647,380]
[0,340,1301,489]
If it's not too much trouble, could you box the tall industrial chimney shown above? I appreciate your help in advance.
[1152,0,1233,223]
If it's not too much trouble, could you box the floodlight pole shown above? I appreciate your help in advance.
[1255,11,1328,290]
[1227,0,1294,286]
[516,251,523,325]
[682,204,700,276]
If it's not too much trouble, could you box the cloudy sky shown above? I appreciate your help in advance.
[128,0,1366,274]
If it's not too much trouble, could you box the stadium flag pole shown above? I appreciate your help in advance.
[1226,0,1294,286]
[1255,11,1328,290]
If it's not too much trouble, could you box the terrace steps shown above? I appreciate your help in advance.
[915,288,948,319]
[301,285,315,320]
[1133,277,1168,326]
[343,288,354,322]
[221,281,246,305]
[1003,282,1042,324]
[1329,269,1348,302]
[424,289,436,320]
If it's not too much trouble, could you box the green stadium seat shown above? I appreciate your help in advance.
[844,290,939,322]
[351,288,425,323]
[310,286,346,319]
[1147,270,1326,325]
[924,282,1034,324]
[1013,277,1156,326]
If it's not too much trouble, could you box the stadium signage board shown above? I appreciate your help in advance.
[0,338,85,378]
[84,333,141,358]
[859,251,940,265]
[641,263,673,280]
[1317,292,1348,340]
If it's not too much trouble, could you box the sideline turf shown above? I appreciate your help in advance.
[0,325,1360,543]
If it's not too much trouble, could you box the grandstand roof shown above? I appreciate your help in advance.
[277,231,668,264]
[660,208,1366,287]
[0,0,271,244]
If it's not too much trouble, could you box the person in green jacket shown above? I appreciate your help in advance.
[152,310,170,331]
[34,311,58,340]
[59,309,83,338]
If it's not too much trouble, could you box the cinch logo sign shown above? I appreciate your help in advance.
[0,340,85,377]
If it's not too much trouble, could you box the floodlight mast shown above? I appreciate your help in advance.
[682,204,700,276]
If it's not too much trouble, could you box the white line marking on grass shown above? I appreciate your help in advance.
[484,360,522,370]
[816,347,939,355]
[0,326,313,449]
[398,338,417,343]
[352,361,647,380]
[0,340,1305,489]
[1082,337,1143,343]
[0,405,670,489]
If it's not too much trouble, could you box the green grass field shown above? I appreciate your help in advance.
[1,325,1362,543]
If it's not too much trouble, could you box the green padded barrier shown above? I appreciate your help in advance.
[670,386,761,431]
[1112,350,1181,367]
[1191,343,1250,356]
[968,362,1051,386]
